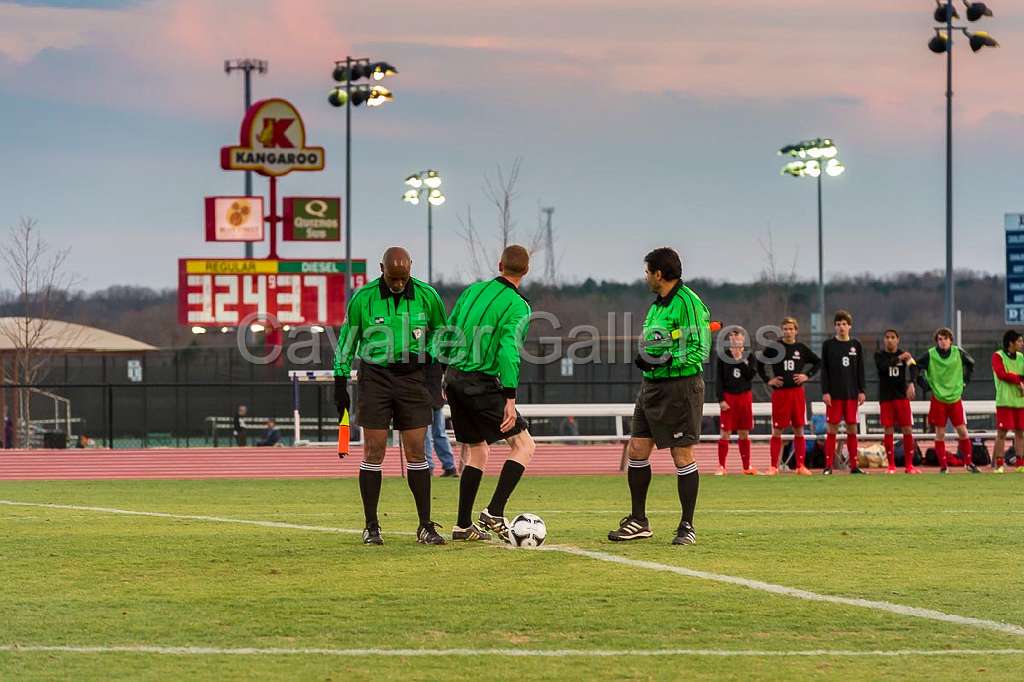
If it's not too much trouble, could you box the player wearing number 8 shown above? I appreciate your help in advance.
[820,310,867,475]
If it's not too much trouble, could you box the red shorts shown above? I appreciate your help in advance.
[826,399,858,425]
[996,406,1024,431]
[928,398,965,428]
[771,387,806,429]
[721,391,753,431]
[880,399,913,428]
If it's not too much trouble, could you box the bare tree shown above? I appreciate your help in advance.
[756,228,800,320]
[456,158,546,280]
[1,218,80,446]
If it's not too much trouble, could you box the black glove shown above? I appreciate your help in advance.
[334,376,350,415]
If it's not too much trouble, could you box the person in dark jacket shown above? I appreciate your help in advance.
[256,419,281,447]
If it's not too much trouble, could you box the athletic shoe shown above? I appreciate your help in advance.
[608,516,653,542]
[850,468,867,475]
[478,508,511,541]
[416,521,447,545]
[362,523,383,545]
[887,466,897,475]
[939,467,949,475]
[742,468,759,475]
[993,465,1005,474]
[715,466,727,476]
[763,467,779,476]
[671,522,696,546]
[796,466,813,476]
[906,467,922,475]
[451,523,491,541]
[966,463,981,474]
[440,468,459,478]
[822,467,833,476]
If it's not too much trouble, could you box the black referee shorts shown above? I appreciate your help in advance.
[631,375,705,449]
[444,367,528,445]
[356,362,432,431]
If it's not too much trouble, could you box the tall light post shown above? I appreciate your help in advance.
[929,1,998,331]
[328,59,397,293]
[224,58,268,260]
[402,170,446,281]
[779,139,845,340]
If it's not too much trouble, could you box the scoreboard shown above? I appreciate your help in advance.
[1006,214,1024,324]
[178,258,366,328]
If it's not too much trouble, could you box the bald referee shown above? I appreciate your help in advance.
[432,245,536,541]
[333,247,448,546]
[609,247,711,546]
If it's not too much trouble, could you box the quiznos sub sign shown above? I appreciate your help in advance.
[220,98,325,177]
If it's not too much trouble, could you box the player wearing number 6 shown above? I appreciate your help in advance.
[756,317,820,475]
[715,328,757,475]
[333,247,449,546]
[820,310,867,475]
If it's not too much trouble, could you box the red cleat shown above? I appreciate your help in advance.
[906,467,922,475]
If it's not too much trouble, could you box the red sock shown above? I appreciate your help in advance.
[739,439,752,470]
[935,441,947,468]
[770,436,782,468]
[847,433,859,470]
[884,433,895,460]
[903,435,915,471]
[795,435,806,468]
[958,438,972,467]
[717,439,728,468]
[825,433,837,469]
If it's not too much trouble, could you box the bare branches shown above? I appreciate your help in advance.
[756,228,800,318]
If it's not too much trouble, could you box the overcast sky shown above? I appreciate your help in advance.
[2,0,1023,290]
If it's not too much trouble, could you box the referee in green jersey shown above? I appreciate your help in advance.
[609,247,711,546]
[432,245,536,542]
[334,247,448,546]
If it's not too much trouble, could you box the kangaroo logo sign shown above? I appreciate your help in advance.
[220,98,325,177]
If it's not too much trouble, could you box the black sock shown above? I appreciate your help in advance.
[358,461,383,527]
[457,465,483,528]
[406,461,432,525]
[627,459,652,520]
[676,462,699,527]
[487,460,525,517]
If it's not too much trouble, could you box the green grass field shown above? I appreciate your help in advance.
[1,474,1022,680]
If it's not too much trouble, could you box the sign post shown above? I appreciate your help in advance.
[1005,214,1024,324]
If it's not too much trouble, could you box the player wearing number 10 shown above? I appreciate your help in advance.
[333,247,448,546]
[875,329,919,474]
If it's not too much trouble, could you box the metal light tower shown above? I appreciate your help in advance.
[402,170,446,281]
[779,139,846,340]
[542,207,556,284]
[224,58,268,260]
[329,59,397,293]
[929,1,999,331]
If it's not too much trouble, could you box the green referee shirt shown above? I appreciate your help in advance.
[432,277,532,398]
[640,281,711,380]
[333,276,448,377]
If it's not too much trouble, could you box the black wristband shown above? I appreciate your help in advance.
[501,387,518,399]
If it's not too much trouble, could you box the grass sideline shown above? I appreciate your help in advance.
[0,475,1022,680]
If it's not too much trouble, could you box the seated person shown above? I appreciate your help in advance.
[256,419,281,447]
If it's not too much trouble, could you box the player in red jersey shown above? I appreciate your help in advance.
[756,317,820,476]
[820,310,867,475]
[874,329,919,474]
[715,328,757,475]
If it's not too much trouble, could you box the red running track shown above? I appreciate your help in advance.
[0,443,777,481]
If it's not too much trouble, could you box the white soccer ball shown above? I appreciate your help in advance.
[507,513,547,548]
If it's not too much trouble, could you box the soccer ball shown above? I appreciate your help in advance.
[507,513,547,548]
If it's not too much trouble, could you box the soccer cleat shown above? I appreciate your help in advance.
[966,463,981,474]
[362,523,383,545]
[451,523,491,541]
[478,508,511,541]
[796,466,813,476]
[742,467,759,476]
[608,516,653,542]
[850,468,867,475]
[887,466,897,475]
[440,469,459,478]
[416,521,447,545]
[939,467,949,475]
[715,466,727,476]
[671,522,697,546]
[763,467,779,476]
[822,467,833,476]
[993,465,1005,474]
[906,467,922,475]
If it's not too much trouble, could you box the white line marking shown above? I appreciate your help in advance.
[545,545,1024,637]
[0,500,415,537]
[3,499,1022,637]
[1,644,1023,658]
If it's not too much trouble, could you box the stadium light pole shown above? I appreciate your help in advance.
[329,58,397,294]
[779,139,845,341]
[224,58,268,260]
[929,1,999,331]
[402,170,446,281]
